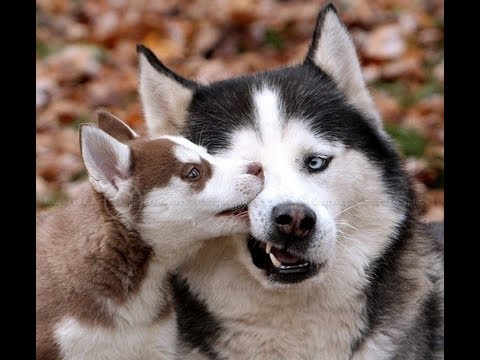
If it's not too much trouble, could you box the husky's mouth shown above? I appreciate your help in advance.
[247,236,322,283]
[217,204,249,219]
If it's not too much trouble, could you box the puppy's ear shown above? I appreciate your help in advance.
[137,44,197,136]
[80,124,131,198]
[97,110,138,142]
[305,4,380,125]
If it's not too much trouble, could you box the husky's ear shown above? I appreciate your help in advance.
[305,4,380,125]
[97,110,138,142]
[137,44,197,136]
[80,124,131,198]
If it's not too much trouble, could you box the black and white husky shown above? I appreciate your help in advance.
[137,4,444,359]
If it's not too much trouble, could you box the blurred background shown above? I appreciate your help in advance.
[36,0,443,221]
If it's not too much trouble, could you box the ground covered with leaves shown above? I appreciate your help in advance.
[36,0,443,221]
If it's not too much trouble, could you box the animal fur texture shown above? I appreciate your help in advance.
[36,112,264,359]
[137,3,443,359]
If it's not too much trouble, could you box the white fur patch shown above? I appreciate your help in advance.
[172,143,202,164]
[55,315,176,360]
[253,87,283,145]
[105,260,170,327]
[81,125,131,199]
[352,332,398,360]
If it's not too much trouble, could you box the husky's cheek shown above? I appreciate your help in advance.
[308,205,337,263]
[248,196,273,241]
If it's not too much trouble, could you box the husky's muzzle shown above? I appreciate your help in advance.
[248,202,325,284]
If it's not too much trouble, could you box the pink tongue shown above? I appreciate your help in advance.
[272,248,301,264]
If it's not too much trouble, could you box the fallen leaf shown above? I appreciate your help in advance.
[381,56,424,81]
[45,45,102,84]
[363,25,406,60]
[372,91,402,122]
[433,61,444,84]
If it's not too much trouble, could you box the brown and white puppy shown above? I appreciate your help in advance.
[36,112,264,360]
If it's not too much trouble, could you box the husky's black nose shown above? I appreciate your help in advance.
[272,203,316,239]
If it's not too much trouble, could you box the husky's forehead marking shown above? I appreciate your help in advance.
[250,87,344,155]
[253,87,283,144]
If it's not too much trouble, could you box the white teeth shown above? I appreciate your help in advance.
[266,242,272,254]
[269,253,282,268]
[265,242,310,270]
[279,263,309,270]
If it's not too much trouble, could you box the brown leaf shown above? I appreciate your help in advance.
[142,31,184,62]
[372,91,402,123]
[381,56,424,81]
[422,190,444,222]
[92,11,120,43]
[433,61,444,84]
[229,0,259,25]
[363,25,406,61]
[362,65,382,84]
[39,162,61,182]
[45,45,101,84]
[422,206,444,222]
[36,78,58,111]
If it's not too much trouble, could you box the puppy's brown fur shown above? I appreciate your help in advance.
[36,112,263,359]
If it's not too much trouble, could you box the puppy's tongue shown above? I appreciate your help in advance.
[271,247,301,264]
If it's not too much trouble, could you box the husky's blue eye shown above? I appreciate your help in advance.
[306,156,331,173]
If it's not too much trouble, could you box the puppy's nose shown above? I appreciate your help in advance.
[272,203,316,239]
[246,162,264,179]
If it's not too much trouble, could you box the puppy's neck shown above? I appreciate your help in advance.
[90,184,204,283]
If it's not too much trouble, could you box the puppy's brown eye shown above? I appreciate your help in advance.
[186,168,200,180]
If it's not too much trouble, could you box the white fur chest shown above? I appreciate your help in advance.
[216,302,363,360]
[181,255,366,360]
